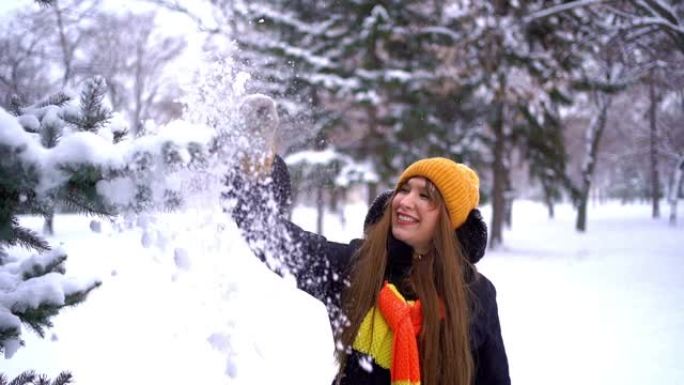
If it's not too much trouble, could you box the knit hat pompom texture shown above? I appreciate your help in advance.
[397,157,480,229]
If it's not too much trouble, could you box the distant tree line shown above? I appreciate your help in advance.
[5,0,684,243]
[151,0,684,241]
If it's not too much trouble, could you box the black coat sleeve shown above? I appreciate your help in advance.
[223,156,358,310]
[278,219,359,308]
[470,274,511,385]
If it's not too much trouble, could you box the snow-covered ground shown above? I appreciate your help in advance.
[2,199,683,385]
[478,201,684,385]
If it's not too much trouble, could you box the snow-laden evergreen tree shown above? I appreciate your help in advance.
[177,1,607,236]
[0,81,222,358]
[10,76,113,235]
[411,1,596,244]
[10,75,213,216]
[158,0,681,240]
[0,106,103,358]
[237,1,487,173]
[527,1,684,55]
[232,0,333,146]
[157,0,488,181]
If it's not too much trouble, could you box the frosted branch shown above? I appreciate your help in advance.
[523,0,607,23]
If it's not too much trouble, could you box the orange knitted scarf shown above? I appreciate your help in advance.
[378,282,423,385]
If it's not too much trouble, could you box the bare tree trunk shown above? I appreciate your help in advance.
[337,188,347,228]
[576,193,589,231]
[367,182,378,208]
[576,93,611,232]
[649,72,661,218]
[330,187,338,212]
[490,75,507,248]
[53,0,73,87]
[543,181,555,219]
[366,102,380,208]
[669,156,684,226]
[546,197,555,218]
[43,213,54,236]
[316,184,324,235]
[133,44,145,136]
[504,162,513,229]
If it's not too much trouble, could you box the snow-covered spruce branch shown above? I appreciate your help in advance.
[72,76,111,132]
[0,246,102,358]
[46,77,112,135]
[523,0,608,23]
[35,92,71,109]
[0,108,108,358]
[0,90,216,359]
[242,2,334,37]
[634,0,681,26]
[0,89,279,358]
[145,0,222,34]
[526,0,684,44]
[238,36,332,71]
[50,371,74,385]
[626,16,684,36]
[0,370,73,385]
[5,218,51,252]
[416,26,462,43]
[0,138,206,359]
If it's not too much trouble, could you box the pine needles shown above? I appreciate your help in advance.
[0,371,73,385]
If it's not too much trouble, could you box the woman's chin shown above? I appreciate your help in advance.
[391,229,413,247]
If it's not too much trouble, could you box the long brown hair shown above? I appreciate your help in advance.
[338,178,474,385]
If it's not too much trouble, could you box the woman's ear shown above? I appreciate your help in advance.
[364,189,394,233]
[455,209,488,264]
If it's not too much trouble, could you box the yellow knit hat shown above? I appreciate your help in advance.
[396,157,480,229]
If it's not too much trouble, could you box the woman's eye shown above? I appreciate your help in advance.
[420,193,430,200]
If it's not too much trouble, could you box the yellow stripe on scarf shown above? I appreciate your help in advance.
[352,283,422,385]
[352,307,394,369]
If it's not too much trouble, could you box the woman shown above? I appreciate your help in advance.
[226,155,510,385]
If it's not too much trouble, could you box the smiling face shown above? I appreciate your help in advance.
[391,177,441,254]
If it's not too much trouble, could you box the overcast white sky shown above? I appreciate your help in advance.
[0,0,32,16]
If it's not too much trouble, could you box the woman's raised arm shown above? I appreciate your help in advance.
[223,155,358,310]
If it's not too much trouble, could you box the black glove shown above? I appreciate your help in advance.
[236,94,279,167]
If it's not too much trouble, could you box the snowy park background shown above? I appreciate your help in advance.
[2,0,684,384]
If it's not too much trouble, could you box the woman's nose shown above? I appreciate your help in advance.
[398,192,417,209]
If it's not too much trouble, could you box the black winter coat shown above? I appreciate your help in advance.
[225,156,510,385]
